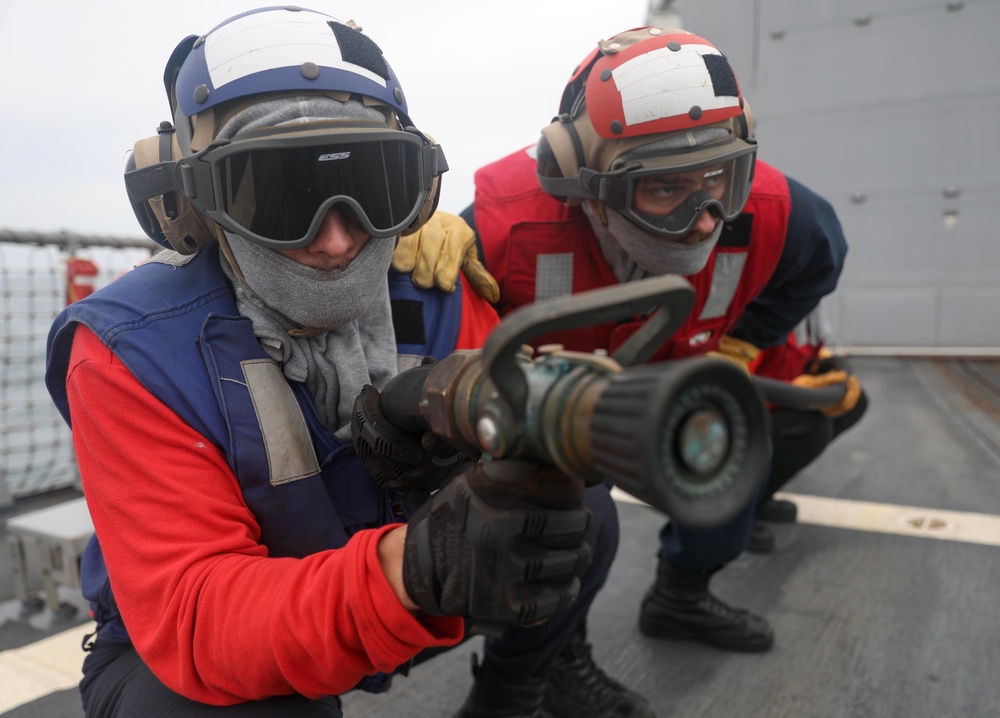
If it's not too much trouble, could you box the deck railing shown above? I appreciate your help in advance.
[0,230,158,505]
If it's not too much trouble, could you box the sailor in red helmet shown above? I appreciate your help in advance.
[401,26,863,689]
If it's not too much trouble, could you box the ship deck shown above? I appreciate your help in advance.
[2,356,999,717]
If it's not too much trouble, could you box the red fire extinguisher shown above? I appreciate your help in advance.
[66,257,99,305]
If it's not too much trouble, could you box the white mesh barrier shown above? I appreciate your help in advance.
[0,232,157,501]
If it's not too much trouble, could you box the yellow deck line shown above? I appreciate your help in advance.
[610,489,1000,547]
[5,493,1000,713]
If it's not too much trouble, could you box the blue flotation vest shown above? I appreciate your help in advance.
[45,244,463,650]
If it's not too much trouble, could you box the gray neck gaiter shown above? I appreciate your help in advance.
[221,233,397,439]
[585,203,723,281]
[226,232,394,329]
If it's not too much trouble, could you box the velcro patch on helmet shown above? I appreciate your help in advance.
[702,54,739,98]
[326,21,389,83]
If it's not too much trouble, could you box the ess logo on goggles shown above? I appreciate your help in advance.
[174,124,447,249]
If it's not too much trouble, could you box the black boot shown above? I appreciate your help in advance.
[542,623,654,718]
[453,654,545,718]
[638,553,773,652]
[747,520,775,553]
[756,497,798,523]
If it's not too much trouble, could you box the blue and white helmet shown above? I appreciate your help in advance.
[168,6,409,125]
[126,6,444,254]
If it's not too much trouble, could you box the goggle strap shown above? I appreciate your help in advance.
[578,167,631,209]
[536,173,591,200]
[124,161,178,203]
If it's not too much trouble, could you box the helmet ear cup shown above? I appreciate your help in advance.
[538,116,585,179]
[124,124,217,254]
[536,116,589,206]
[124,150,165,242]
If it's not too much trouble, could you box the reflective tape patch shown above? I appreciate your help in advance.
[536,253,574,301]
[242,359,321,486]
[611,44,742,128]
[204,10,388,91]
[699,253,747,320]
[688,330,714,347]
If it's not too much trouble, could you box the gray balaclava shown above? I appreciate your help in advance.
[584,127,730,281]
[215,95,398,438]
[586,202,724,281]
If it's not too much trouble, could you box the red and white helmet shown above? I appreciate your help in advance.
[537,27,756,238]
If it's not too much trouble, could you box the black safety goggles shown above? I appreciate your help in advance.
[174,123,446,249]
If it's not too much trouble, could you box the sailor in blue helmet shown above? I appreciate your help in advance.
[45,7,651,718]
[412,25,858,662]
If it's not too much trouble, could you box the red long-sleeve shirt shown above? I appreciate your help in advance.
[65,277,495,705]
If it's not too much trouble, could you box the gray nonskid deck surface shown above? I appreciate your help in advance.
[4,357,999,717]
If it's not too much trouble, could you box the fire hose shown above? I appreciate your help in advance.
[377,275,772,530]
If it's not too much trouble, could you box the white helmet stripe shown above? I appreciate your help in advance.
[612,44,741,127]
[204,10,388,91]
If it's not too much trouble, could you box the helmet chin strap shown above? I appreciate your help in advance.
[584,199,608,227]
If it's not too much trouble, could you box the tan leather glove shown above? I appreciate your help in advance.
[791,370,863,418]
[392,211,500,304]
[710,335,761,373]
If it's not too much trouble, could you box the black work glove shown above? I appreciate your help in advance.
[352,384,472,493]
[402,459,592,635]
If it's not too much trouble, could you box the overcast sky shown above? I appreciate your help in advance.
[0,1,652,238]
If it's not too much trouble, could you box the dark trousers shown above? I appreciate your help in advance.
[764,390,868,499]
[659,389,869,571]
[79,484,619,715]
[80,642,344,717]
[658,473,764,571]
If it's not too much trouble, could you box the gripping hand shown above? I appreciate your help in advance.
[791,370,863,418]
[710,335,761,373]
[402,460,592,633]
[392,211,500,303]
[352,384,472,493]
